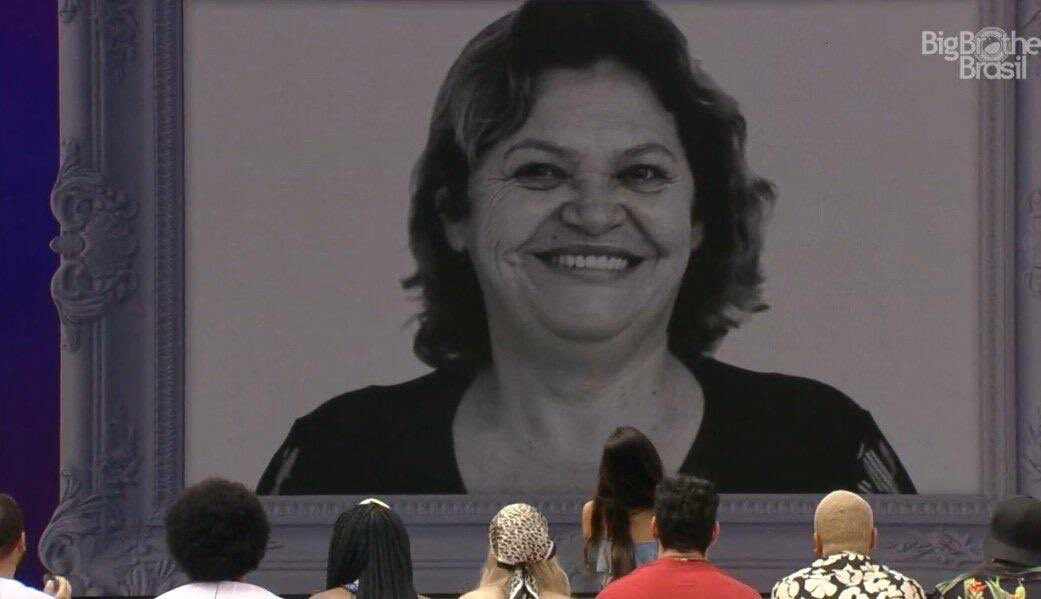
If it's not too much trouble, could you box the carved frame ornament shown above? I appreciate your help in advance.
[42,0,1039,595]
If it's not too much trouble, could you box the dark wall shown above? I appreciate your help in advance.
[0,0,61,587]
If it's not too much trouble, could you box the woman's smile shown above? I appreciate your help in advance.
[529,244,648,281]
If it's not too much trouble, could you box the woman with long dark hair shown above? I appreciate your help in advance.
[583,427,664,586]
[310,499,425,599]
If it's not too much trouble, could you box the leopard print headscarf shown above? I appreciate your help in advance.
[489,504,555,599]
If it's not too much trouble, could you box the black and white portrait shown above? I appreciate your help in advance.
[182,0,983,496]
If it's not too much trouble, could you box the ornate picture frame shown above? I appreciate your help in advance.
[41,0,1041,595]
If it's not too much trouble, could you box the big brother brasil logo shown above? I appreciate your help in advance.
[921,27,1040,80]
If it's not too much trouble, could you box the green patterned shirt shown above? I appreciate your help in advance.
[934,562,1041,599]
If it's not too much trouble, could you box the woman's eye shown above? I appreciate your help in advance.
[513,163,568,190]
[618,165,671,192]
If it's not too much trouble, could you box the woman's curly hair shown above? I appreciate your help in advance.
[404,0,775,371]
[165,478,270,582]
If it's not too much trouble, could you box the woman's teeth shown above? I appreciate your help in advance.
[551,254,630,271]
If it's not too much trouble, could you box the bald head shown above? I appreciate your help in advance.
[814,491,876,556]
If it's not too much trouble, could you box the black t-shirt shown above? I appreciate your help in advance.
[256,355,916,494]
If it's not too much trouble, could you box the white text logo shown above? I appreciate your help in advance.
[921,28,1040,79]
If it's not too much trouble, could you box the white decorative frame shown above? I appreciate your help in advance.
[40,0,1041,595]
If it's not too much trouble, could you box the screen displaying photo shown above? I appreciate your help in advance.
[183,0,980,495]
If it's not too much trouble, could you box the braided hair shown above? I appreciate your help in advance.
[325,503,418,599]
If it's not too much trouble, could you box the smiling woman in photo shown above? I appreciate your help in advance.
[256,0,916,496]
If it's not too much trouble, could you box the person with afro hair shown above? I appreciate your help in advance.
[157,478,279,599]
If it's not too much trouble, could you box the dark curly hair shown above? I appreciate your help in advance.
[165,478,270,582]
[404,0,775,371]
[325,503,417,599]
[0,494,24,559]
[584,427,663,578]
[653,476,719,553]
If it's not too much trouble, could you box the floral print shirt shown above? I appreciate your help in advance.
[772,551,926,599]
[933,562,1041,599]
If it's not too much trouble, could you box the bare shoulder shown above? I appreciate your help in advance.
[581,500,594,538]
[309,588,351,599]
[458,588,497,599]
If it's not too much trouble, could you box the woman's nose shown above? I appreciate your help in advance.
[559,199,626,236]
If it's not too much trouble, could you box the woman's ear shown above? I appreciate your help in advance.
[15,531,26,564]
[436,186,469,254]
[690,222,704,252]
[441,216,469,254]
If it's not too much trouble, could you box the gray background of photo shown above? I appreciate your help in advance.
[184,0,980,493]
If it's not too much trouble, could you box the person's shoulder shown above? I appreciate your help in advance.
[224,581,282,599]
[155,583,210,599]
[596,577,635,599]
[601,561,759,599]
[458,587,497,599]
[152,583,191,599]
[877,561,917,579]
[0,578,52,599]
[258,367,473,494]
[771,565,814,596]
[727,576,762,599]
[706,564,761,598]
[582,499,594,516]
[691,355,866,418]
[582,500,595,537]
[156,582,280,599]
[933,570,973,597]
[295,368,469,427]
[780,564,815,580]
[877,563,926,596]
[598,561,662,598]
[309,587,426,599]
[937,568,1041,598]
[283,368,472,449]
[309,588,351,599]
[682,356,914,493]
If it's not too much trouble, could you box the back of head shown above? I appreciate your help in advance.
[585,427,663,576]
[814,491,875,556]
[484,504,567,599]
[165,478,270,582]
[0,494,24,560]
[326,502,417,599]
[984,496,1041,567]
[653,476,718,553]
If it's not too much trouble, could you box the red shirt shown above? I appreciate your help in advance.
[597,559,761,599]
